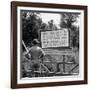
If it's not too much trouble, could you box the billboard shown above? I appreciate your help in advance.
[41,29,69,48]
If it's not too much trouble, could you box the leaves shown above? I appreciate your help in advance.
[21,12,42,46]
[60,13,79,29]
[60,13,80,48]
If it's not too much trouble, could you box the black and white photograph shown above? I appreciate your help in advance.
[20,9,80,79]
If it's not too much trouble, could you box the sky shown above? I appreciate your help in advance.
[39,13,62,29]
[38,13,80,29]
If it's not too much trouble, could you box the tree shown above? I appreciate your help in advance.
[21,12,42,47]
[60,13,80,48]
[60,13,79,29]
[47,20,58,30]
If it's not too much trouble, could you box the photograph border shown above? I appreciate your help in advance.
[11,1,88,89]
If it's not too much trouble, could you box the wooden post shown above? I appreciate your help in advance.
[63,55,65,73]
[22,40,28,52]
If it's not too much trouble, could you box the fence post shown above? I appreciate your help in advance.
[63,55,65,73]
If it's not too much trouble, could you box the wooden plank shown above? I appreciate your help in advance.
[44,49,73,55]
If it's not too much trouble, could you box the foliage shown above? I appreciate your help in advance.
[22,12,43,46]
[60,13,80,48]
[60,13,79,28]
